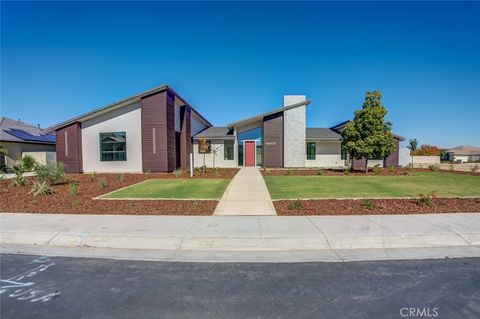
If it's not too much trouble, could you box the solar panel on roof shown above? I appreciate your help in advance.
[3,129,55,143]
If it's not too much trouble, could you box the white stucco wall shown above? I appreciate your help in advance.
[398,147,411,167]
[305,141,344,168]
[81,102,142,173]
[192,139,237,168]
[283,96,306,168]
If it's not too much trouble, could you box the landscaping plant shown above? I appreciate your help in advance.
[470,164,479,173]
[415,192,437,207]
[30,181,54,196]
[361,199,375,210]
[117,173,125,182]
[90,171,97,182]
[174,169,182,178]
[34,162,66,185]
[288,200,303,210]
[388,165,397,173]
[372,165,381,175]
[341,90,396,173]
[69,183,78,196]
[429,164,440,172]
[10,164,27,187]
[198,137,211,174]
[98,178,108,188]
[21,155,36,171]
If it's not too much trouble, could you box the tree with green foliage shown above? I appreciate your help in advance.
[341,91,396,173]
[407,138,418,152]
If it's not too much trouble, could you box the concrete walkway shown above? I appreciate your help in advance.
[214,167,276,215]
[1,212,479,262]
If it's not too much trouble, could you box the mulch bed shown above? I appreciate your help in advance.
[274,198,480,216]
[0,170,238,215]
[261,167,480,177]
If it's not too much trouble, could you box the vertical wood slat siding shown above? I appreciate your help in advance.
[55,122,82,173]
[166,91,176,171]
[384,139,400,167]
[180,105,191,169]
[263,112,283,168]
[141,90,176,172]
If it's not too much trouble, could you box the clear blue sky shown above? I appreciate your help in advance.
[1,1,479,148]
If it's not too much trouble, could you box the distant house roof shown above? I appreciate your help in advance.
[448,145,480,156]
[193,127,234,139]
[227,99,311,128]
[0,117,55,144]
[306,128,342,140]
[48,84,212,131]
[329,121,406,141]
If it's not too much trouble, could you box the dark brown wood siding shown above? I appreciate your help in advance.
[180,105,192,169]
[263,112,283,168]
[141,90,174,172]
[384,139,400,167]
[55,122,82,173]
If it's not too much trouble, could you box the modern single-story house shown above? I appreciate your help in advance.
[49,85,404,173]
[0,117,56,169]
[447,145,480,163]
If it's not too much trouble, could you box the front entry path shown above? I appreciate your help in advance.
[214,167,277,215]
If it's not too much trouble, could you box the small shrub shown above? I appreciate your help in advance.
[316,169,324,176]
[388,165,396,173]
[90,171,97,182]
[11,165,26,187]
[286,169,294,176]
[34,163,65,185]
[173,169,182,178]
[415,192,437,207]
[30,181,54,196]
[372,166,381,175]
[117,173,125,183]
[288,200,303,210]
[361,199,375,210]
[449,164,454,171]
[429,164,440,172]
[21,155,36,171]
[343,169,350,176]
[263,168,271,176]
[69,183,78,196]
[98,178,108,188]
[72,199,81,207]
[213,168,221,177]
[470,164,479,173]
[144,170,151,179]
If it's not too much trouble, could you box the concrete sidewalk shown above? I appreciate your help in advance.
[1,212,479,262]
[214,167,276,215]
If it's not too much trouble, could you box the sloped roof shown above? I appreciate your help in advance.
[448,145,480,155]
[48,84,212,131]
[227,99,311,128]
[306,128,342,140]
[193,127,234,139]
[0,117,55,144]
[330,121,405,141]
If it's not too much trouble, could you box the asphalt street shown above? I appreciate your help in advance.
[1,253,479,319]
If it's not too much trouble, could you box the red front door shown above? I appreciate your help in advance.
[244,141,256,167]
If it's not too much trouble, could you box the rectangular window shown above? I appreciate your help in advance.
[306,142,316,160]
[100,132,127,161]
[198,140,211,154]
[341,148,347,160]
[64,131,68,156]
[224,140,234,160]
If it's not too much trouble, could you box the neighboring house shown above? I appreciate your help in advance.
[0,117,56,169]
[447,145,480,163]
[49,85,404,173]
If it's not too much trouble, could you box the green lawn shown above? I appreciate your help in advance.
[102,179,230,199]
[264,172,480,199]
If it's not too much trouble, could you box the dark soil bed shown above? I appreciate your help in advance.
[0,171,238,215]
[275,198,480,215]
[261,167,479,177]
